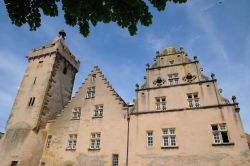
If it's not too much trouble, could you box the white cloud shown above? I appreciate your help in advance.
[145,32,171,52]
[186,1,228,60]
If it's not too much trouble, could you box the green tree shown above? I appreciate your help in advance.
[4,0,187,37]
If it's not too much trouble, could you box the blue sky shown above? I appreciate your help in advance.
[0,0,249,133]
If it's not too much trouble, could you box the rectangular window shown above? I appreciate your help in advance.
[67,134,77,150]
[187,93,200,108]
[11,161,18,166]
[72,107,81,120]
[93,105,103,118]
[90,133,101,150]
[28,97,35,106]
[46,135,52,148]
[112,154,119,166]
[91,74,96,82]
[40,162,45,166]
[211,123,230,144]
[162,128,176,147]
[155,97,166,111]
[168,73,179,85]
[147,131,153,147]
[86,87,95,98]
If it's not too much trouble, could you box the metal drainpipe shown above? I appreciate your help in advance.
[126,107,130,166]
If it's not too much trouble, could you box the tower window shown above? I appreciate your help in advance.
[67,134,77,150]
[112,154,119,166]
[28,97,36,106]
[147,131,153,148]
[40,162,45,166]
[63,66,67,74]
[46,135,52,148]
[72,107,81,120]
[11,161,18,166]
[187,93,199,108]
[155,97,166,111]
[211,123,230,144]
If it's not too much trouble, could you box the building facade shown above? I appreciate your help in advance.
[0,33,249,166]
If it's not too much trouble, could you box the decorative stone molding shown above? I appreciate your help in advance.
[153,77,166,87]
[182,73,196,83]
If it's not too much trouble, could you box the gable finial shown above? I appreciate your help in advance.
[59,30,66,39]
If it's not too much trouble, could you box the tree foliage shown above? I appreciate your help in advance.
[4,0,187,37]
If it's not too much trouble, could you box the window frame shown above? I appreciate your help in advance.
[187,93,200,108]
[146,131,153,148]
[211,123,232,145]
[67,134,77,150]
[46,135,52,148]
[89,132,101,150]
[93,105,103,118]
[72,107,81,120]
[86,87,95,99]
[162,128,177,148]
[168,73,179,85]
[112,154,119,166]
[155,97,166,111]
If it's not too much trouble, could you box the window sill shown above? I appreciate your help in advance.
[85,96,95,99]
[161,146,179,149]
[88,148,100,151]
[66,148,76,151]
[92,116,103,119]
[212,143,235,146]
[71,118,80,120]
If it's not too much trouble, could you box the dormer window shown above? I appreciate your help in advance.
[168,74,179,85]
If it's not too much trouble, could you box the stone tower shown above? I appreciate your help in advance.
[0,31,80,166]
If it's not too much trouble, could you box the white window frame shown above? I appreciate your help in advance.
[211,123,230,144]
[147,131,153,148]
[162,128,177,147]
[90,133,101,150]
[91,74,96,82]
[155,97,166,111]
[93,105,103,118]
[67,134,77,150]
[168,73,179,85]
[187,93,200,108]
[72,107,81,120]
[86,87,95,98]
